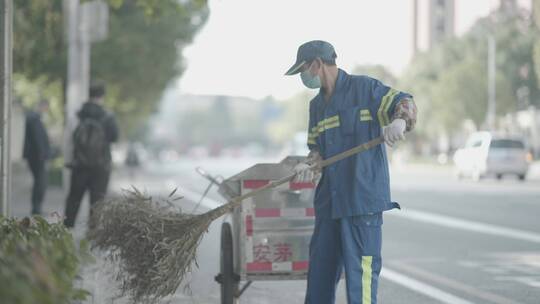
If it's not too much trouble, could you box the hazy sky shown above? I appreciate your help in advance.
[177,0,531,100]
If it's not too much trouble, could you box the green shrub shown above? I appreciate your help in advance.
[0,216,90,304]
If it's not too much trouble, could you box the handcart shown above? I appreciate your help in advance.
[197,156,316,304]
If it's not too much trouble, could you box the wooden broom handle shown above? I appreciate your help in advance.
[209,136,385,218]
[319,136,384,168]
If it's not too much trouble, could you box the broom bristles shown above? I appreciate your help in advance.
[88,188,220,304]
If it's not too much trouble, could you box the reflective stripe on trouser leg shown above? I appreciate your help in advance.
[340,214,383,304]
[304,217,343,304]
[362,256,372,304]
[360,256,382,304]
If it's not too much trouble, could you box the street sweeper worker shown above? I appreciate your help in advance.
[285,40,417,304]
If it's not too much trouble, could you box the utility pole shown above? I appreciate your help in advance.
[0,0,13,216]
[487,35,497,130]
[412,0,419,57]
[63,0,81,175]
[79,2,92,109]
[63,0,107,181]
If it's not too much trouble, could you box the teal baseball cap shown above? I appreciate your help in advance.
[285,40,337,76]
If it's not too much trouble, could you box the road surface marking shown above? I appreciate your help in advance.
[388,209,540,244]
[494,276,540,288]
[382,267,476,304]
[181,188,540,244]
[182,187,482,303]
[388,262,524,304]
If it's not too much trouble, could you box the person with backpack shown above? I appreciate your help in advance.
[63,84,119,228]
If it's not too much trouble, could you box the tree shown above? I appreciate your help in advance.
[13,1,65,83]
[533,0,540,89]
[399,3,539,137]
[13,1,66,125]
[352,64,397,87]
[91,0,208,138]
[13,0,209,139]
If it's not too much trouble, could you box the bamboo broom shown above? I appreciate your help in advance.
[88,136,384,304]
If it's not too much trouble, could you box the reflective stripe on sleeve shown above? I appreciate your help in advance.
[377,88,399,127]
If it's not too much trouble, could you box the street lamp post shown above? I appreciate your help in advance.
[487,34,497,131]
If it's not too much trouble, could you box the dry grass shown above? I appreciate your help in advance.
[87,187,229,304]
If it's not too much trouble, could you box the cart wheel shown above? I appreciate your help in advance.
[220,222,238,304]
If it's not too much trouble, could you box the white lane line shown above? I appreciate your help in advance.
[180,187,478,303]
[382,267,476,304]
[388,209,540,244]
[388,262,524,304]
[180,188,540,244]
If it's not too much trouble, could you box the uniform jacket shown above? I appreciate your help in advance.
[307,69,412,218]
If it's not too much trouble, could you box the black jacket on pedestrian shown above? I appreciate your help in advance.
[64,101,119,227]
[75,101,119,168]
[23,111,50,164]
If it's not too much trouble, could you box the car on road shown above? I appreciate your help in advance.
[453,132,532,181]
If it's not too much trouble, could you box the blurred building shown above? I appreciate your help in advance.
[412,0,455,54]
[412,0,532,56]
[428,0,455,49]
[148,93,269,151]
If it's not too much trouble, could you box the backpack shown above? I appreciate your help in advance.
[73,117,108,168]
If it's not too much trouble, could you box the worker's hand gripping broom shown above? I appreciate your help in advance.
[88,136,384,304]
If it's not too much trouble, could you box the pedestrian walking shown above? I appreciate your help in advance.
[125,143,140,180]
[286,40,418,304]
[23,100,51,215]
[63,83,119,228]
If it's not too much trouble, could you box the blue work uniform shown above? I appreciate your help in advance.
[304,69,412,304]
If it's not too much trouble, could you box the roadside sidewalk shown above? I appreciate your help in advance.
[11,162,67,219]
[11,162,139,303]
[11,162,130,222]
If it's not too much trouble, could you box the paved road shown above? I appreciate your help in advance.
[101,157,540,304]
[11,157,540,303]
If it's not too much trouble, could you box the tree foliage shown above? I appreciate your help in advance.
[13,1,65,83]
[534,0,540,89]
[0,216,91,304]
[352,64,397,87]
[13,0,209,139]
[92,0,208,138]
[399,4,539,137]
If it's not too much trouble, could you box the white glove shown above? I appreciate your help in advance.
[293,162,314,183]
[383,118,406,147]
[306,151,322,182]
